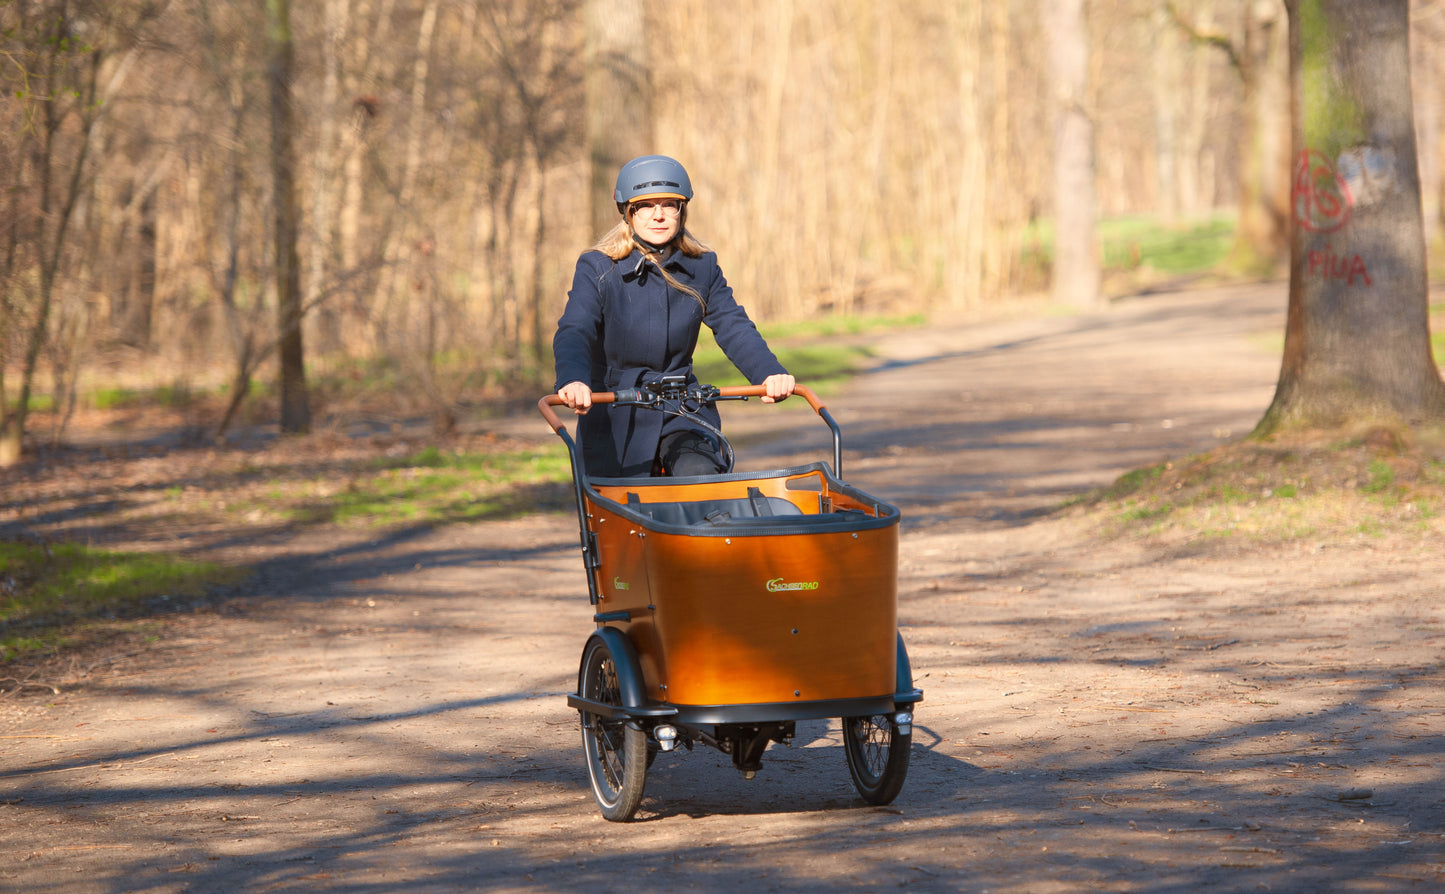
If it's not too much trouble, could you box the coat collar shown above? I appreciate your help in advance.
[621,246,701,283]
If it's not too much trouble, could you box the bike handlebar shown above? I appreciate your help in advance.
[536,383,827,434]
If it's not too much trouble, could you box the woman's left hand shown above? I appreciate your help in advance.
[760,373,795,403]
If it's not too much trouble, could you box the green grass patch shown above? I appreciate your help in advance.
[1023,213,1236,280]
[89,384,198,410]
[1,541,250,663]
[91,387,141,410]
[1362,459,1396,494]
[1098,214,1235,274]
[1102,463,1166,499]
[1217,483,1253,504]
[693,323,872,389]
[9,393,55,414]
[1118,500,1173,524]
[245,445,575,528]
[758,313,926,341]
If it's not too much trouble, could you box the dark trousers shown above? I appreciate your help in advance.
[658,430,723,477]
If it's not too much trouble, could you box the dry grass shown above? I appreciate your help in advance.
[1075,423,1445,545]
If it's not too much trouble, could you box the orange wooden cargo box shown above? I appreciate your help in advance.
[586,464,900,716]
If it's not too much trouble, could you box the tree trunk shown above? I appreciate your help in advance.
[1227,0,1291,275]
[584,0,652,239]
[1167,1,1291,272]
[1151,5,1181,224]
[308,0,347,355]
[375,0,438,337]
[337,0,389,352]
[1258,0,1445,433]
[1176,3,1216,219]
[267,0,310,434]
[1043,0,1101,308]
[130,189,158,348]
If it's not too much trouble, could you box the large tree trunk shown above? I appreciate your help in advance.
[1043,0,1101,309]
[584,0,652,239]
[267,0,310,434]
[1258,0,1445,433]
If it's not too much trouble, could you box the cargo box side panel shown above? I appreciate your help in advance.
[645,525,898,706]
[586,501,667,695]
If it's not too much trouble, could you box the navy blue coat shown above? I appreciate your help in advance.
[553,247,787,477]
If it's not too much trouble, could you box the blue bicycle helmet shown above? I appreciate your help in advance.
[614,155,693,213]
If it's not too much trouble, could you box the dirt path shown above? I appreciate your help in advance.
[3,282,1443,892]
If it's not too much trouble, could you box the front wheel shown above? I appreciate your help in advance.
[842,713,910,805]
[578,637,647,821]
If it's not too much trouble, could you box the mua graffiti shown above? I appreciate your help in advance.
[1307,247,1372,286]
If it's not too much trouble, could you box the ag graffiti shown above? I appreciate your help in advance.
[1307,245,1371,287]
[1296,147,1373,287]
[1293,148,1353,233]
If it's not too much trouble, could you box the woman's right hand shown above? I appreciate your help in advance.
[558,381,593,414]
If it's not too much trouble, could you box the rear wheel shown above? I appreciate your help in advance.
[578,637,647,821]
[843,713,910,804]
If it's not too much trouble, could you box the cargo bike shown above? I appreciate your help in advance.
[538,379,922,821]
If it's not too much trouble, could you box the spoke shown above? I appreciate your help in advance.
[854,716,890,778]
[584,653,629,797]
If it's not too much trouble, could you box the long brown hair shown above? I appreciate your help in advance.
[591,204,711,307]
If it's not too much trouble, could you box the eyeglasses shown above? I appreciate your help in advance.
[629,198,683,217]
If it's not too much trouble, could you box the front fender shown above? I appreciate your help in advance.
[581,627,648,710]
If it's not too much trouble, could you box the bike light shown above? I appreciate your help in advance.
[894,711,913,736]
[654,724,678,752]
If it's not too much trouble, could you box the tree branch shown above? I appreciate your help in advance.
[1165,0,1244,77]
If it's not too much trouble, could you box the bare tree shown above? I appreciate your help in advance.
[1238,0,1291,272]
[189,0,272,439]
[584,0,651,239]
[1257,0,1445,433]
[0,1,150,465]
[267,0,310,433]
[1151,4,1182,224]
[1043,0,1101,308]
[5,0,1443,448]
[1168,0,1291,275]
[306,0,348,354]
[485,0,580,367]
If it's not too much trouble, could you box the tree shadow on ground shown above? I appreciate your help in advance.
[2,653,1438,892]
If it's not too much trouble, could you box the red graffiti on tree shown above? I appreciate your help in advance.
[1308,246,1371,286]
[1293,149,1353,233]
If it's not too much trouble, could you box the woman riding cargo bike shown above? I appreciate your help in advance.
[543,156,920,821]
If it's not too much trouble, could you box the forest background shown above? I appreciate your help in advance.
[4,0,1445,454]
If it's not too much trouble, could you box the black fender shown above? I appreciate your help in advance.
[895,633,923,705]
[581,626,648,710]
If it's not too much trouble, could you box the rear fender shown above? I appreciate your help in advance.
[896,633,924,705]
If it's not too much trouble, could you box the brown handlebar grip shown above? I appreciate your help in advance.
[537,390,626,433]
[537,394,566,432]
[539,384,823,433]
[716,383,824,412]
